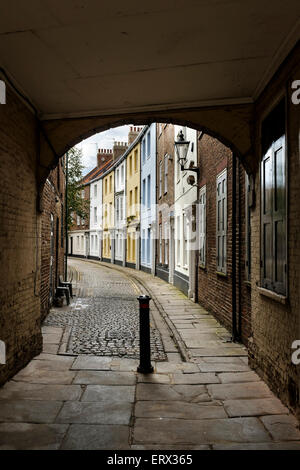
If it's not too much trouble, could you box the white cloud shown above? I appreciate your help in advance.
[76,125,132,175]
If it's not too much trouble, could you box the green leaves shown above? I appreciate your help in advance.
[67,147,89,230]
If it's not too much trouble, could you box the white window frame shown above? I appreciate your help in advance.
[216,169,227,274]
[199,185,206,267]
[147,174,151,209]
[164,221,169,266]
[159,224,162,264]
[159,161,162,198]
[183,213,188,268]
[164,154,168,194]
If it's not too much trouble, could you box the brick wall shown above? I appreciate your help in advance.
[0,85,42,385]
[40,162,65,322]
[248,52,300,417]
[196,133,251,345]
[156,123,175,275]
[69,184,90,233]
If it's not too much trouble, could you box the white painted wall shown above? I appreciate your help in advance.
[114,159,126,262]
[89,179,103,258]
[140,124,156,271]
[174,125,198,285]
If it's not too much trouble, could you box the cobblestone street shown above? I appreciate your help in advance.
[0,258,299,450]
[44,259,166,361]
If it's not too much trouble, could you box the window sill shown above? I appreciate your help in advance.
[257,286,287,304]
[216,271,227,278]
[199,264,206,271]
[244,280,251,287]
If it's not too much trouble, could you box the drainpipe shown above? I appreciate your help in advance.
[237,160,242,340]
[232,155,238,342]
[64,151,69,282]
[195,131,204,304]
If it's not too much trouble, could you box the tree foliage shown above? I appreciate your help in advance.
[66,147,89,230]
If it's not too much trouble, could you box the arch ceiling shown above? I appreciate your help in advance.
[0,0,299,120]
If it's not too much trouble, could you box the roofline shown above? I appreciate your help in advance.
[89,124,151,183]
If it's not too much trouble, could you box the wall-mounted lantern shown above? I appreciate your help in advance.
[174,130,200,176]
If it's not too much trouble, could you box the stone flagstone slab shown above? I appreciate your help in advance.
[13,369,76,385]
[56,401,132,425]
[71,356,112,370]
[135,401,227,420]
[34,353,75,362]
[208,382,272,400]
[172,373,219,385]
[137,374,171,384]
[0,423,68,450]
[0,400,63,423]
[197,361,251,373]
[134,417,271,444]
[172,385,209,401]
[136,384,182,401]
[74,370,136,385]
[43,333,63,344]
[192,348,248,357]
[224,398,289,417]
[82,385,135,402]
[218,372,260,383]
[25,358,75,371]
[0,382,82,401]
[61,424,130,450]
[42,344,59,354]
[155,362,198,374]
[260,415,300,440]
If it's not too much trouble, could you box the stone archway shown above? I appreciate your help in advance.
[38,102,255,192]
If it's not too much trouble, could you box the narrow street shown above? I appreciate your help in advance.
[44,259,166,360]
[0,259,299,450]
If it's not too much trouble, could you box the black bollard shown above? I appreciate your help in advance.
[137,295,154,374]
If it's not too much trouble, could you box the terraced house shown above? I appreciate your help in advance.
[126,139,141,269]
[114,153,127,266]
[102,169,114,263]
[173,125,198,298]
[140,124,157,274]
[156,123,175,284]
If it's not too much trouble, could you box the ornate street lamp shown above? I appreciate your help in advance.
[174,130,190,171]
[174,130,200,176]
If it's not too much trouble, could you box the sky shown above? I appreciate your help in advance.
[76,125,131,176]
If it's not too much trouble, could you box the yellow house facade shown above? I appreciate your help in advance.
[102,169,114,261]
[126,142,140,267]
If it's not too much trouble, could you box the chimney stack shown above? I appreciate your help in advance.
[112,141,128,161]
[97,148,113,167]
[128,126,143,145]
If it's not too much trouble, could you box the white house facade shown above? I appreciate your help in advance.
[174,125,198,299]
[114,158,126,266]
[140,124,157,274]
[89,178,103,259]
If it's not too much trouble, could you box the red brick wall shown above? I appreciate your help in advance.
[249,50,300,416]
[40,162,65,322]
[69,184,90,232]
[156,123,175,266]
[0,85,42,385]
[197,133,251,345]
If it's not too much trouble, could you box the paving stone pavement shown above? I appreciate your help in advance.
[0,258,299,450]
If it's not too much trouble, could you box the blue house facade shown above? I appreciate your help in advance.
[140,124,156,274]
